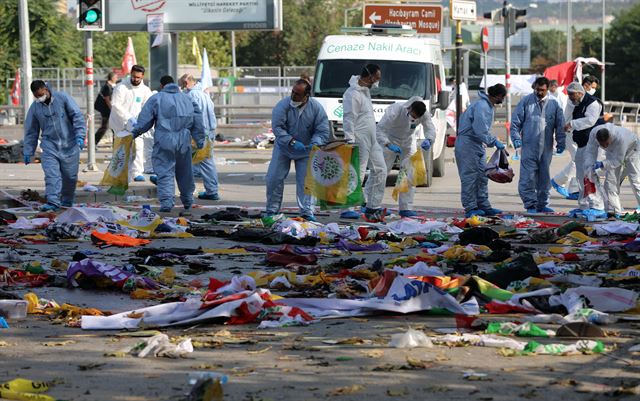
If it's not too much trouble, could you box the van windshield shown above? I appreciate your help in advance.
[313,60,433,100]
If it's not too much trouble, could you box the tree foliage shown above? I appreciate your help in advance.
[177,32,231,68]
[0,0,83,74]
[92,32,149,70]
[605,2,640,102]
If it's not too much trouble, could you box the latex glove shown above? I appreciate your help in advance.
[125,117,137,132]
[556,144,565,154]
[512,139,522,149]
[593,161,604,171]
[23,155,31,165]
[494,141,505,150]
[387,143,402,154]
[292,140,306,152]
[421,139,431,151]
[196,142,205,150]
[77,137,85,150]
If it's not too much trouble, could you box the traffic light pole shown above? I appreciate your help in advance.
[455,20,462,135]
[84,31,98,172]
[18,0,33,117]
[503,3,512,146]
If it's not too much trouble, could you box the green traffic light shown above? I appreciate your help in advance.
[84,9,99,24]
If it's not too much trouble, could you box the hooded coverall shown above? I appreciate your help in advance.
[186,82,219,196]
[454,91,499,213]
[23,88,86,208]
[132,83,205,210]
[342,75,387,209]
[372,96,436,211]
[265,96,329,216]
[511,93,565,210]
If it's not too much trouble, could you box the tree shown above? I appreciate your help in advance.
[92,32,149,70]
[0,0,83,74]
[177,32,231,68]
[606,2,640,102]
[530,29,566,73]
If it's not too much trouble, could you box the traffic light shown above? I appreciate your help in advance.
[483,9,502,23]
[77,0,105,31]
[507,7,527,37]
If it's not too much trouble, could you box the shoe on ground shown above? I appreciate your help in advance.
[526,208,538,214]
[567,208,584,218]
[551,179,569,198]
[134,175,146,182]
[482,208,502,216]
[300,214,318,222]
[198,192,220,201]
[340,210,361,219]
[363,207,386,223]
[159,206,172,213]
[399,210,419,218]
[39,203,59,212]
[537,207,555,213]
[464,209,485,218]
[150,175,158,185]
[566,192,579,200]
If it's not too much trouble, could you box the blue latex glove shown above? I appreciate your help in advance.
[196,142,205,150]
[125,117,138,132]
[77,137,85,150]
[556,144,565,154]
[387,143,402,154]
[23,155,30,165]
[495,141,505,150]
[512,139,522,149]
[292,140,306,152]
[421,139,431,151]
[593,161,604,171]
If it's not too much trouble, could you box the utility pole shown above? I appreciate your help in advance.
[84,31,99,171]
[503,1,511,144]
[601,0,606,102]
[567,0,573,61]
[18,0,33,118]
[455,20,462,134]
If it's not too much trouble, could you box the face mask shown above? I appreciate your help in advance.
[587,88,596,95]
[290,100,303,108]
[35,94,47,103]
[371,81,379,89]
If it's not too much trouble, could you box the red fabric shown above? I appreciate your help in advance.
[544,61,577,91]
[10,69,20,106]
[485,301,537,314]
[357,226,369,240]
[207,277,227,292]
[561,253,580,261]
[120,37,137,76]
[583,177,597,196]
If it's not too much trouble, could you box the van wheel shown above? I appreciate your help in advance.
[417,148,433,187]
[433,140,446,178]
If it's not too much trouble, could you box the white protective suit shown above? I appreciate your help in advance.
[109,79,153,179]
[583,123,640,214]
[372,96,436,211]
[342,75,387,209]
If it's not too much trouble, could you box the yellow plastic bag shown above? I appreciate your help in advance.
[392,149,427,201]
[192,138,213,164]
[0,378,55,401]
[100,131,135,195]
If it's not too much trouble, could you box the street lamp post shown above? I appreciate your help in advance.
[601,0,606,102]
[567,0,572,62]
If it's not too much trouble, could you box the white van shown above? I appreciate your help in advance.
[312,25,450,186]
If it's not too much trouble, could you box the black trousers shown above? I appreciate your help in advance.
[95,112,111,145]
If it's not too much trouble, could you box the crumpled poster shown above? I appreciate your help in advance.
[393,149,426,201]
[67,258,159,292]
[192,138,213,164]
[305,143,364,209]
[100,131,135,195]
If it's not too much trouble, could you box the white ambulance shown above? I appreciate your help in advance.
[312,25,450,186]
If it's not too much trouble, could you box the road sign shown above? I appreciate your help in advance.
[450,0,477,21]
[105,0,282,32]
[481,26,489,53]
[362,4,443,34]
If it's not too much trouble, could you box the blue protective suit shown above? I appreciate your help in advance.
[23,88,86,207]
[511,94,565,210]
[132,83,205,210]
[186,82,219,196]
[454,91,498,212]
[265,96,330,216]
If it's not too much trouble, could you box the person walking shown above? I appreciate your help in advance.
[94,72,118,145]
[23,80,86,211]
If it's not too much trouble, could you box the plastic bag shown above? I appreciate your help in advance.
[100,131,135,195]
[389,328,434,348]
[192,138,213,164]
[392,149,427,201]
[485,148,514,183]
